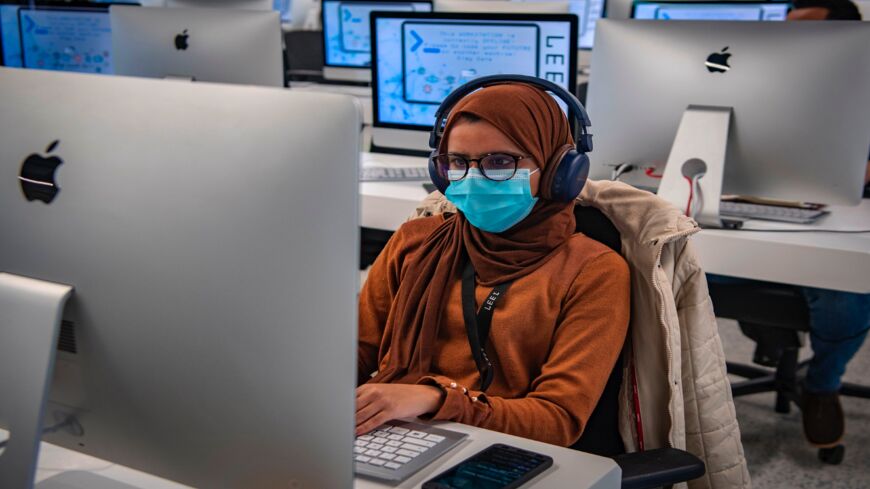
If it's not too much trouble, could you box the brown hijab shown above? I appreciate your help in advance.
[371,83,578,384]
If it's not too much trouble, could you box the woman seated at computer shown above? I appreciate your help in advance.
[356,83,630,446]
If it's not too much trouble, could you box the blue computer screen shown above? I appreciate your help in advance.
[323,0,432,68]
[531,0,602,49]
[373,14,576,129]
[632,1,789,20]
[1,6,113,73]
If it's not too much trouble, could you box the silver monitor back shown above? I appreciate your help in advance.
[586,20,870,205]
[111,5,284,87]
[0,67,360,488]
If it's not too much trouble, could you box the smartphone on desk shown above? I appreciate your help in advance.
[422,443,553,489]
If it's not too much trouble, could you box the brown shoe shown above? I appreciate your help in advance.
[802,391,844,448]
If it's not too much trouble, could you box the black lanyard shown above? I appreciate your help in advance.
[461,260,513,393]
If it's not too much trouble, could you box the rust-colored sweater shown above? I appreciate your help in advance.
[358,215,631,447]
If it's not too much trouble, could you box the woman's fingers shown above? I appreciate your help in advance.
[356,410,391,436]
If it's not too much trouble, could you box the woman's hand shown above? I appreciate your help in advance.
[355,383,444,436]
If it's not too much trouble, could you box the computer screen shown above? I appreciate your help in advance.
[0,4,115,73]
[322,0,432,68]
[372,12,577,130]
[632,1,789,20]
[514,0,604,48]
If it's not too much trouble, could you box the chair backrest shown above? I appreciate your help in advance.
[284,30,324,80]
[569,203,627,457]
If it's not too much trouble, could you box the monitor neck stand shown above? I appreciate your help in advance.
[164,75,196,82]
[657,105,731,228]
[0,273,73,489]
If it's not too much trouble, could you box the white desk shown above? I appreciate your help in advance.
[5,423,620,489]
[358,152,870,293]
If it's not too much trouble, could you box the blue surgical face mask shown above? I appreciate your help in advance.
[444,168,539,233]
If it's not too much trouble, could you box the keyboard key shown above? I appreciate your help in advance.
[381,446,398,453]
[365,449,381,457]
[407,431,427,438]
[386,440,403,447]
[354,446,366,454]
[403,437,436,448]
[358,435,374,441]
[385,462,401,470]
[354,440,368,447]
[372,437,389,444]
[388,427,410,435]
[378,453,396,460]
[396,449,420,458]
[387,434,404,441]
[373,431,391,438]
[355,455,371,463]
[376,425,393,431]
[368,443,384,450]
[369,459,386,467]
[401,443,427,453]
[424,434,446,443]
[395,455,412,463]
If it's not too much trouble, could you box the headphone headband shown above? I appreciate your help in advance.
[428,74,592,153]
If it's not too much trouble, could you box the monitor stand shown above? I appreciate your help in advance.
[657,105,732,228]
[0,273,73,489]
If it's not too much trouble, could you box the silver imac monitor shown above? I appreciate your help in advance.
[371,11,578,152]
[632,1,789,20]
[0,67,360,488]
[0,2,119,74]
[110,5,284,87]
[321,0,433,83]
[586,20,870,205]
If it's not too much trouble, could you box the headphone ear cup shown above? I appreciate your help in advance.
[547,150,590,202]
[428,151,449,194]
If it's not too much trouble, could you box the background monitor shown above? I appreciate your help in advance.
[433,0,603,48]
[371,11,578,151]
[166,0,274,9]
[434,0,570,13]
[322,0,432,82]
[110,5,285,87]
[0,66,360,488]
[0,2,121,73]
[586,20,870,205]
[632,1,789,20]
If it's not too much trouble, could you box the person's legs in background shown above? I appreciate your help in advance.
[801,288,870,447]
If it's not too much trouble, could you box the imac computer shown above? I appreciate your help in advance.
[110,5,284,87]
[0,1,124,73]
[321,0,433,83]
[0,67,360,488]
[632,1,789,21]
[586,20,870,224]
[371,11,578,151]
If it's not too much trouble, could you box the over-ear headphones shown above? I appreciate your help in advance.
[427,74,592,203]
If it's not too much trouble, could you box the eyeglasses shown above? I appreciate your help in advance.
[431,153,536,182]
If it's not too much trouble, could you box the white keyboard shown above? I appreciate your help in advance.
[354,421,467,483]
[720,201,828,224]
[360,166,430,182]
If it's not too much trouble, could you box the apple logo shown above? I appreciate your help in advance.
[174,29,189,51]
[19,140,63,204]
[705,46,731,73]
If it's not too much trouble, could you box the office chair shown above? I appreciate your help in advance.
[708,281,870,465]
[284,30,324,82]
[570,204,706,489]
